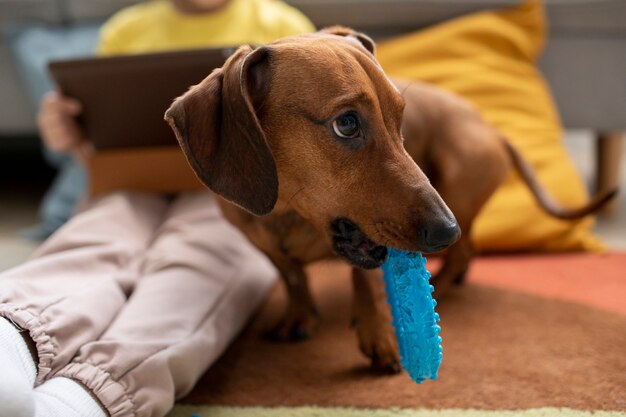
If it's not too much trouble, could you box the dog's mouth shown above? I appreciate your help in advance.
[330,218,388,269]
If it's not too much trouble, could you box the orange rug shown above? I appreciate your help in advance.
[176,253,626,414]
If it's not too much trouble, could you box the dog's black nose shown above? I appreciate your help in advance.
[421,220,461,253]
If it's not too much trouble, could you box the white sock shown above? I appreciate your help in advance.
[0,317,37,417]
[34,377,107,417]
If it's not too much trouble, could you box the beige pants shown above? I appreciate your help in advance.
[0,191,276,417]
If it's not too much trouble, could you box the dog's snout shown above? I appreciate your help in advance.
[421,220,461,253]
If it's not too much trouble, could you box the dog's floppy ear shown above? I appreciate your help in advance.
[165,45,277,216]
[321,26,376,56]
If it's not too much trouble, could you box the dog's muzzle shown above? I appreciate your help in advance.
[330,218,388,269]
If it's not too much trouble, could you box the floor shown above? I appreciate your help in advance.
[0,131,624,272]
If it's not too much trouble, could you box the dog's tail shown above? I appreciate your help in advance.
[502,139,617,220]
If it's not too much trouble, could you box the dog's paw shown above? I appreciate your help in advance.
[452,268,468,285]
[265,307,318,342]
[354,315,401,374]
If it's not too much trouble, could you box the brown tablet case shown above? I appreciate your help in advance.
[48,48,236,195]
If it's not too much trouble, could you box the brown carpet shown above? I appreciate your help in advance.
[180,256,626,411]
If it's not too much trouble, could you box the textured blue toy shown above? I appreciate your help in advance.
[381,248,442,384]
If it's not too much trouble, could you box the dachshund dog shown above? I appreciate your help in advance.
[166,27,614,372]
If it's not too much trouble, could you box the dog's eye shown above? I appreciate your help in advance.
[332,113,361,139]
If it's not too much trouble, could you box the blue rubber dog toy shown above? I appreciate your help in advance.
[381,248,442,384]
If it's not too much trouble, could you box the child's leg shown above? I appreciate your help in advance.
[54,192,276,417]
[0,192,167,384]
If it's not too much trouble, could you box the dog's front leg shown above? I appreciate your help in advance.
[352,267,401,373]
[265,255,318,342]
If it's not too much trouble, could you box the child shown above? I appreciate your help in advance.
[0,1,314,416]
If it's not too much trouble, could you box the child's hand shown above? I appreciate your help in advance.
[37,91,93,165]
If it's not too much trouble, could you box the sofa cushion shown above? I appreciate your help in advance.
[546,0,626,34]
[376,0,603,251]
[287,0,517,35]
[0,0,64,27]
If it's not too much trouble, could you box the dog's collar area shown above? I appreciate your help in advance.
[330,217,388,269]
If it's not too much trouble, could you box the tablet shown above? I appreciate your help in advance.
[48,47,236,149]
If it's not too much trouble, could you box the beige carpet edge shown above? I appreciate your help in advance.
[168,406,626,417]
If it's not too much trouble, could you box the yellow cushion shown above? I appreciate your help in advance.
[377,0,603,252]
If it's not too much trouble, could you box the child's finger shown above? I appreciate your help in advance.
[41,91,82,115]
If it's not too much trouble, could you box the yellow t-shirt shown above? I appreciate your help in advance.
[97,0,315,55]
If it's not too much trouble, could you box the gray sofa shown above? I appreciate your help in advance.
[1,0,624,193]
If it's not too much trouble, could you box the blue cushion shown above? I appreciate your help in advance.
[5,24,101,239]
[6,24,101,105]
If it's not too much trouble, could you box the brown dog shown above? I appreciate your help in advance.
[166,27,614,372]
